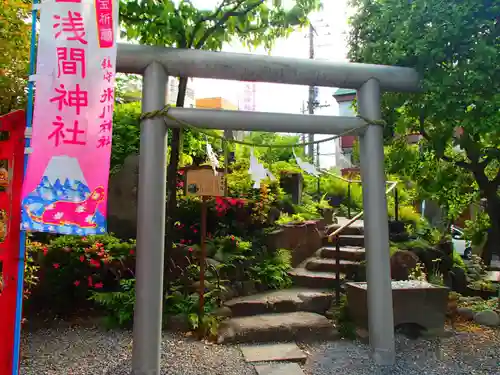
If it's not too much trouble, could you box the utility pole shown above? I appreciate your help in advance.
[307,23,315,161]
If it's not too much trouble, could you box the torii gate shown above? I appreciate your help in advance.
[116,43,421,374]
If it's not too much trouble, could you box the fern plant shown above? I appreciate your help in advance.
[89,278,135,328]
[251,248,292,290]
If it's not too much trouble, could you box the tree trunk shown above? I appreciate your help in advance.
[165,77,189,287]
[483,192,500,266]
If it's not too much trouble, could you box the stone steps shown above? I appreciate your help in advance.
[325,223,364,236]
[288,268,344,289]
[217,311,338,344]
[224,288,333,317]
[316,246,365,262]
[305,258,362,273]
[324,234,365,247]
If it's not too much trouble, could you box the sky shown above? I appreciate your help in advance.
[189,0,351,116]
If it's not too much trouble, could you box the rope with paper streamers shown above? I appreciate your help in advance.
[139,105,386,149]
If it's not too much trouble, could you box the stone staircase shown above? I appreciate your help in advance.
[217,218,366,344]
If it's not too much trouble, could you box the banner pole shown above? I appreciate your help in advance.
[11,1,39,374]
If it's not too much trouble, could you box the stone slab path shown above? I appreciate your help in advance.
[254,362,305,375]
[240,343,307,375]
[241,343,307,363]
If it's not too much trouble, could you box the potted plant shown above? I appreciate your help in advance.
[316,194,335,224]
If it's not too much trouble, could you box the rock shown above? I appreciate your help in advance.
[456,307,475,321]
[206,258,222,267]
[107,154,139,239]
[474,310,500,326]
[165,314,190,332]
[213,306,232,318]
[448,266,468,294]
[390,232,410,243]
[390,250,419,281]
[191,280,215,291]
[389,220,406,235]
[241,280,257,296]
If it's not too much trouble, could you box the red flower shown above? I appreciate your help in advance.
[230,235,235,241]
[87,277,93,287]
[52,263,60,269]
[74,280,80,286]
[180,239,186,244]
[94,282,103,289]
[177,181,184,188]
[129,249,135,255]
[89,259,101,268]
[193,229,198,234]
[79,255,85,262]
[82,237,88,241]
[42,247,49,256]
[95,242,103,248]
[188,247,193,252]
[178,170,184,175]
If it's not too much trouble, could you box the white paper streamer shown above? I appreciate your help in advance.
[293,149,321,177]
[248,149,276,188]
[205,140,219,175]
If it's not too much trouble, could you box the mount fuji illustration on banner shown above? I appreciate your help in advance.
[21,156,107,235]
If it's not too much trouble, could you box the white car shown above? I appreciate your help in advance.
[451,225,472,259]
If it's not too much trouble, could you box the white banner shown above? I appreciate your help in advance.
[21,0,119,235]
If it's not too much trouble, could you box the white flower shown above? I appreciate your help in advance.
[75,205,85,213]
[85,215,94,224]
[54,212,64,220]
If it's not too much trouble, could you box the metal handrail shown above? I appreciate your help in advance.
[326,177,398,241]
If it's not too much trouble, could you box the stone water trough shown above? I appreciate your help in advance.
[345,281,449,331]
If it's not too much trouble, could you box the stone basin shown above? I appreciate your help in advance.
[345,281,449,331]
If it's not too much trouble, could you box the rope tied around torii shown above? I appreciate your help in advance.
[138,105,387,149]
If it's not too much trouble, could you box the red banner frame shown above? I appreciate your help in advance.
[0,110,25,375]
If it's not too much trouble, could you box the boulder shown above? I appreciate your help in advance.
[447,266,468,294]
[474,310,500,327]
[107,154,139,239]
[456,307,475,321]
[390,250,419,281]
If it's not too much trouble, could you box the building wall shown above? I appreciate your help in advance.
[335,98,356,167]
[195,97,243,140]
[167,77,196,107]
[195,97,238,110]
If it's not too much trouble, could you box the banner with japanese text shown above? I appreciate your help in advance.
[21,0,119,235]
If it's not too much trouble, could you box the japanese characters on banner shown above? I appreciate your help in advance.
[21,0,119,235]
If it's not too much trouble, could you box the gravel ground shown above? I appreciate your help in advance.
[302,330,500,375]
[20,324,500,375]
[20,326,255,375]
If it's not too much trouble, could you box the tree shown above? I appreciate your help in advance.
[385,138,478,227]
[120,0,322,265]
[348,0,500,263]
[0,0,31,115]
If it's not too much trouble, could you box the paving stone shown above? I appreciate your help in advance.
[240,343,307,363]
[224,288,333,316]
[254,362,305,375]
[218,312,338,344]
